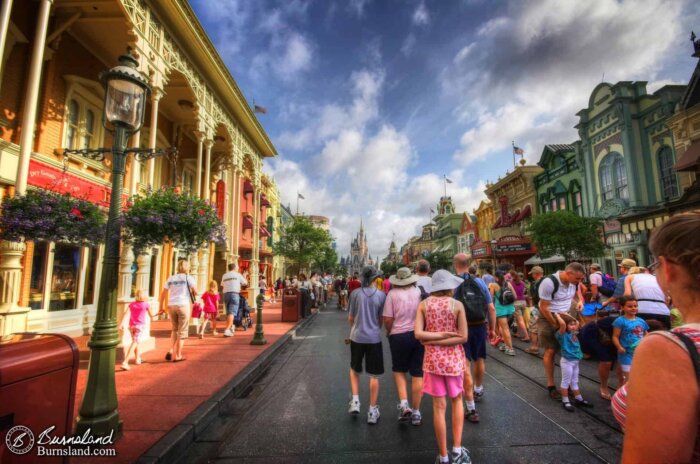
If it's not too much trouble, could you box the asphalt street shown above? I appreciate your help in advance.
[182,298,622,463]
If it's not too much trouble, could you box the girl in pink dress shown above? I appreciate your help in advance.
[120,289,157,371]
[199,280,221,338]
[414,270,471,464]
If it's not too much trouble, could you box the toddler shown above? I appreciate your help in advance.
[199,280,221,338]
[554,313,592,411]
[120,289,157,370]
[612,295,649,383]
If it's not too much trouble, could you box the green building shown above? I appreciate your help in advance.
[432,196,463,258]
[534,144,586,216]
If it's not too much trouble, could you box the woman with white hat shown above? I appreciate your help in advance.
[384,267,424,425]
[415,270,471,464]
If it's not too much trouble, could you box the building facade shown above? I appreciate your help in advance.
[0,0,277,336]
[534,144,586,216]
[344,221,374,276]
[432,196,462,258]
[576,81,685,272]
[457,213,478,259]
[470,200,495,267]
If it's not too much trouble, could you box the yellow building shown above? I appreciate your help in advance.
[0,0,278,336]
[469,200,495,265]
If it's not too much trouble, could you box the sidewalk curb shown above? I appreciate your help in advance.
[137,312,318,464]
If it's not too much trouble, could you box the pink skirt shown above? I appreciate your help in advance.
[423,372,464,398]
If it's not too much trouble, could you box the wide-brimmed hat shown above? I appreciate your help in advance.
[431,269,465,293]
[361,265,383,283]
[389,267,419,286]
[620,259,636,269]
[528,266,544,275]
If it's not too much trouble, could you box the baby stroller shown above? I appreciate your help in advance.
[234,295,254,330]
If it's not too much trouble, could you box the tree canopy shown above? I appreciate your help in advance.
[528,210,606,262]
[426,251,453,272]
[272,216,335,275]
[380,261,399,277]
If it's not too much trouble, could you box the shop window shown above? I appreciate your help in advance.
[29,242,49,310]
[49,244,80,311]
[658,146,679,200]
[81,246,98,305]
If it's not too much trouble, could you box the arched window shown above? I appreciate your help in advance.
[613,157,628,200]
[599,158,614,201]
[599,153,628,201]
[658,146,678,200]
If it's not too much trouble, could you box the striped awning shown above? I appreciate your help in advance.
[259,226,271,237]
[621,215,670,234]
[242,215,254,230]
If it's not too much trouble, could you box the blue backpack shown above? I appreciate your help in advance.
[596,272,616,297]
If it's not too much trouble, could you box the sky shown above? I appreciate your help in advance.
[190,0,700,261]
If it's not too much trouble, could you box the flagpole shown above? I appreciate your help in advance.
[443,175,447,197]
[296,192,299,216]
[512,141,516,169]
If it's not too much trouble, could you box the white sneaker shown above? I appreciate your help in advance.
[348,398,361,415]
[505,347,516,356]
[224,329,234,337]
[411,410,422,426]
[498,342,506,351]
[367,406,380,424]
[397,403,412,422]
[451,447,472,464]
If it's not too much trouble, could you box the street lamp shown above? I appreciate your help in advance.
[490,239,498,268]
[64,49,175,438]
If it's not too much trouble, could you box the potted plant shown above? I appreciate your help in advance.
[122,187,226,255]
[0,189,106,245]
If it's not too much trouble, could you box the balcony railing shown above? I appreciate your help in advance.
[534,159,579,188]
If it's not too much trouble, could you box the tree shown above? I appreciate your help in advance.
[272,216,333,275]
[528,210,606,262]
[426,251,453,272]
[380,261,399,277]
[312,245,339,274]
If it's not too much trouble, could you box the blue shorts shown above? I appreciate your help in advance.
[464,324,487,361]
[618,351,634,368]
[224,292,240,317]
[388,331,424,377]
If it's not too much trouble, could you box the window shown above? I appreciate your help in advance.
[613,157,628,200]
[49,244,80,311]
[29,242,49,310]
[658,147,679,199]
[600,161,614,201]
[81,246,98,305]
[550,198,557,211]
[558,195,567,211]
[574,191,583,216]
[599,153,628,202]
[65,99,79,149]
[62,78,105,150]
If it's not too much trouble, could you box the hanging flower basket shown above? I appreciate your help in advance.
[122,188,226,255]
[0,189,106,245]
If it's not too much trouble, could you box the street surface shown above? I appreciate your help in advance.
[181,298,622,463]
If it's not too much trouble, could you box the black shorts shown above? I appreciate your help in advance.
[638,313,671,330]
[350,341,384,376]
[579,322,616,363]
[464,324,487,361]
[388,331,424,377]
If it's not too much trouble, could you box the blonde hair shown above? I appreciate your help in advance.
[135,288,148,302]
[649,210,700,288]
[208,280,218,293]
[177,259,189,274]
[628,266,643,275]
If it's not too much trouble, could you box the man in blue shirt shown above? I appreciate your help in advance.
[453,253,496,423]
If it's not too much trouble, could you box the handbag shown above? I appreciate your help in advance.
[191,301,203,318]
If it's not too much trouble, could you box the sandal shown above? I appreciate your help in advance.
[524,347,539,354]
[599,391,611,401]
[173,357,187,362]
[548,386,562,400]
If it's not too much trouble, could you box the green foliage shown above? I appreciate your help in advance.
[528,210,606,262]
[0,189,106,245]
[273,216,334,275]
[313,245,339,274]
[427,251,453,272]
[380,261,399,277]
[122,188,226,255]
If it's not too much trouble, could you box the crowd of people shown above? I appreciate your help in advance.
[344,210,699,464]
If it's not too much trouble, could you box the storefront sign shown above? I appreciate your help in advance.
[496,242,532,253]
[471,247,488,257]
[604,219,621,233]
[216,180,225,221]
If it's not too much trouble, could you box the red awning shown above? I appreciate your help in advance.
[675,140,700,172]
[260,194,271,207]
[259,226,271,237]
[243,179,254,196]
[242,215,254,230]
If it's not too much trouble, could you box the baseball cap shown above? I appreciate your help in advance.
[528,266,544,275]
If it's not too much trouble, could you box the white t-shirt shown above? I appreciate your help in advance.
[589,272,603,288]
[416,275,432,294]
[630,273,670,316]
[538,271,577,313]
[221,271,247,293]
[164,273,197,306]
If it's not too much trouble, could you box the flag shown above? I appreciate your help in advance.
[445,177,453,184]
[513,146,524,155]
[430,208,435,214]
[298,193,305,199]
[254,105,267,114]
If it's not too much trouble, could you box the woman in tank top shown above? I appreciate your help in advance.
[613,212,700,463]
[624,268,670,329]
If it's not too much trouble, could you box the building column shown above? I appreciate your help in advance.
[147,89,162,189]
[195,132,204,198]
[0,240,29,336]
[231,167,241,262]
[250,181,261,304]
[0,0,14,81]
[15,0,53,195]
[203,139,213,201]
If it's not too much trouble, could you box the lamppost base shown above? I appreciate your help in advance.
[250,337,268,346]
[250,295,267,345]
[75,412,123,440]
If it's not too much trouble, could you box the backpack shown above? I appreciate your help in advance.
[530,278,543,308]
[499,284,516,305]
[596,272,616,297]
[417,285,430,301]
[456,275,489,324]
[546,274,579,300]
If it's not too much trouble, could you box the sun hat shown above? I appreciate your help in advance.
[620,258,636,269]
[528,266,544,275]
[389,267,419,286]
[431,269,465,293]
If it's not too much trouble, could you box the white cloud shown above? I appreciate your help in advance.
[401,33,417,56]
[412,1,430,27]
[443,0,687,167]
[349,0,372,17]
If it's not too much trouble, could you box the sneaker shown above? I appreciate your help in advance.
[411,410,422,426]
[224,329,234,337]
[498,342,506,351]
[397,403,412,422]
[473,389,484,402]
[367,406,380,424]
[504,347,516,356]
[348,398,361,415]
[465,409,480,423]
[450,446,472,464]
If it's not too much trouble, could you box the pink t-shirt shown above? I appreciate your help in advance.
[383,287,421,335]
[202,292,220,314]
[383,279,391,294]
[128,301,150,327]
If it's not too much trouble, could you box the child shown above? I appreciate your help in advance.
[414,270,471,464]
[199,280,221,339]
[554,313,592,411]
[612,295,649,383]
[120,289,157,370]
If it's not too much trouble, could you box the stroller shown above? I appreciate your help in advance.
[234,295,254,330]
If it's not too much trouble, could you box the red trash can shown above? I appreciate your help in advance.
[282,289,300,322]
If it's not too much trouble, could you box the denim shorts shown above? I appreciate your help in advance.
[224,292,240,317]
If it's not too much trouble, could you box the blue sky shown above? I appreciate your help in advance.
[191,0,700,259]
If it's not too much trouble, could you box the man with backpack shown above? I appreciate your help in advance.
[537,262,586,399]
[589,263,615,304]
[453,253,496,423]
[524,266,545,354]
[416,259,432,300]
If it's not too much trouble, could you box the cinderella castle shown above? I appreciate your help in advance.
[340,220,375,276]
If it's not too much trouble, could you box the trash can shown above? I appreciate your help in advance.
[0,333,79,463]
[281,289,300,322]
